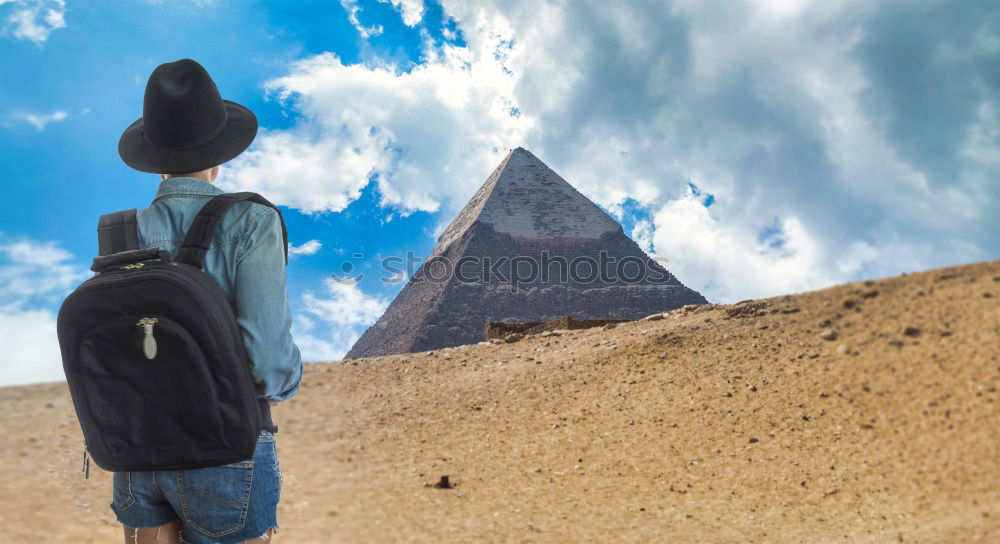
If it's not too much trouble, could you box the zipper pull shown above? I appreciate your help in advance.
[137,317,159,359]
[82,442,90,479]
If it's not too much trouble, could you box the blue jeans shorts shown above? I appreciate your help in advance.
[110,429,281,544]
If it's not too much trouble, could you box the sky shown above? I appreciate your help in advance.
[0,0,997,386]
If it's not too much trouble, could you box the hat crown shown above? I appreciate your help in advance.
[142,59,228,149]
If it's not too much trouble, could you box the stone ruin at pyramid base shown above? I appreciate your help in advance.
[484,316,633,342]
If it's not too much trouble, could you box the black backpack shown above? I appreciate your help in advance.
[57,192,288,477]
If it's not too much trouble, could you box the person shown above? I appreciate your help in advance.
[109,58,303,543]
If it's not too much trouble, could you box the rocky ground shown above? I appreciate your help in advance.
[2,260,998,543]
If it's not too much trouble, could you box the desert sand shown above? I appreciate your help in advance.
[2,260,998,542]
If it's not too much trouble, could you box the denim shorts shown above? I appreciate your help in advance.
[109,429,281,544]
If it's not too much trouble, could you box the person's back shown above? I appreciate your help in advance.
[105,59,302,544]
[136,175,302,414]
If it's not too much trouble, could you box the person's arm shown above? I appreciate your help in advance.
[234,207,303,402]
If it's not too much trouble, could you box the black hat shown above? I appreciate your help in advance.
[118,59,258,174]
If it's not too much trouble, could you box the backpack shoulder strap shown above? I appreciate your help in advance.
[176,192,288,269]
[97,209,139,256]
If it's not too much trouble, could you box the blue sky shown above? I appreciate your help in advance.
[1,0,997,386]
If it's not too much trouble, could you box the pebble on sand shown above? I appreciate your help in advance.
[819,329,839,341]
[427,475,453,489]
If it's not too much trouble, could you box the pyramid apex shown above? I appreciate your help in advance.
[512,146,540,157]
[435,146,622,248]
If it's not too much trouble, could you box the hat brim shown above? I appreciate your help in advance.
[118,100,258,174]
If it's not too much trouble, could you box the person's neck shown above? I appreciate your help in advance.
[162,174,213,183]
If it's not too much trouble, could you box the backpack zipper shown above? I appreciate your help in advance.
[137,317,159,359]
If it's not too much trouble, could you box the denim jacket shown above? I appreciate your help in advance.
[133,177,303,416]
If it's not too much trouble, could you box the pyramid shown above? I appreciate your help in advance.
[346,147,707,358]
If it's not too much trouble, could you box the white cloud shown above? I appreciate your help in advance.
[236,0,997,303]
[223,123,389,213]
[650,188,836,302]
[341,0,383,38]
[0,308,65,386]
[630,219,654,253]
[380,0,424,26]
[288,239,322,257]
[10,109,69,130]
[292,278,389,361]
[1,0,65,45]
[963,102,1000,168]
[290,315,345,362]
[302,277,388,327]
[649,186,982,303]
[0,237,88,301]
[0,235,89,386]
[223,27,532,214]
[339,0,425,38]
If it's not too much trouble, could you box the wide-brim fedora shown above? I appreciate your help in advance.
[118,59,258,174]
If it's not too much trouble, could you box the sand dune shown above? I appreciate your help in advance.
[2,260,998,542]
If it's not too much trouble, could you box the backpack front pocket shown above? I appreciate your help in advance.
[79,315,225,453]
